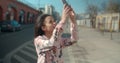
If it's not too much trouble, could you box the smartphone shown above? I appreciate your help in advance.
[62,0,69,5]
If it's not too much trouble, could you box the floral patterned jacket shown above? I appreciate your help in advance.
[34,22,78,63]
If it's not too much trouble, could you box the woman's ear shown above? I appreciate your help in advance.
[42,26,46,31]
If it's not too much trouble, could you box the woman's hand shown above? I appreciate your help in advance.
[69,6,76,23]
[60,4,71,24]
[55,4,71,33]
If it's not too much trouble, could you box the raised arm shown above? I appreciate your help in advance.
[61,5,78,47]
[70,5,78,42]
[34,4,71,53]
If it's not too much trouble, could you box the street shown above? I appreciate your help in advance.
[0,25,120,63]
[1,0,120,63]
[0,24,35,63]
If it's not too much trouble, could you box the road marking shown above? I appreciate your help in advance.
[28,43,35,48]
[13,54,30,63]
[24,45,36,52]
[3,40,33,63]
[20,49,37,60]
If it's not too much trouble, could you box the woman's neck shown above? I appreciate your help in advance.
[45,32,52,39]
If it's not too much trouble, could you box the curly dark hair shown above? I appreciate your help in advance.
[34,14,51,38]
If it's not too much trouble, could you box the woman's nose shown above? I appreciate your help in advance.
[53,22,56,25]
[53,22,56,27]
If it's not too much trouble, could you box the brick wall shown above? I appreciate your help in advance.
[0,0,41,24]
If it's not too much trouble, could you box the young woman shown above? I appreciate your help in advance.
[34,5,78,63]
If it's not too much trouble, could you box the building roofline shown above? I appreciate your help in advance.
[15,0,39,12]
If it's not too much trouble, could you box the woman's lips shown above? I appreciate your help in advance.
[53,25,56,28]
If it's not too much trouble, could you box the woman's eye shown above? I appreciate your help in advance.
[49,20,52,23]
[49,20,54,23]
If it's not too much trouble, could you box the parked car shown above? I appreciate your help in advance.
[1,20,21,32]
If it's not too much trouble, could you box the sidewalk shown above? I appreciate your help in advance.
[63,26,120,63]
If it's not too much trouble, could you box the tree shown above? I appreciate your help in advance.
[84,0,99,28]
[86,4,99,28]
[106,0,120,13]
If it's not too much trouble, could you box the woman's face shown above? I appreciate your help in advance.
[43,16,56,32]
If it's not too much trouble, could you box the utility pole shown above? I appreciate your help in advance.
[110,14,113,40]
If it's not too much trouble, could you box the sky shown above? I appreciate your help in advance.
[18,0,108,15]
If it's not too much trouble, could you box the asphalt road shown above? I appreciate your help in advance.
[0,24,34,59]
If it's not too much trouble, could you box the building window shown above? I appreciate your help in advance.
[19,10,25,24]
[5,11,11,20]
[112,16,118,21]
[102,17,106,23]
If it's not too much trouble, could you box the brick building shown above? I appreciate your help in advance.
[0,0,42,24]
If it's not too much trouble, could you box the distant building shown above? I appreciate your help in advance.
[39,8,45,14]
[45,4,53,15]
[96,13,120,32]
[77,13,91,27]
[44,4,60,21]
[0,0,42,24]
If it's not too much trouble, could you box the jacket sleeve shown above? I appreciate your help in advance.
[61,22,78,47]
[70,22,78,42]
